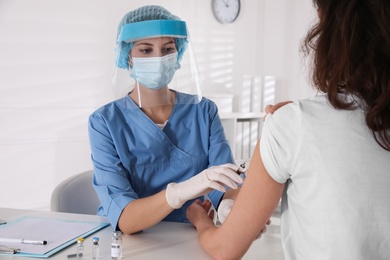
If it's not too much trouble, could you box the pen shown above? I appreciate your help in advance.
[0,238,47,245]
[0,245,20,254]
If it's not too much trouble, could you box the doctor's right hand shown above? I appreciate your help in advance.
[165,163,244,209]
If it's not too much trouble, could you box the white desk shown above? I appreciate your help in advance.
[0,207,284,259]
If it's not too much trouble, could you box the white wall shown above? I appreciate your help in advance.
[0,0,316,210]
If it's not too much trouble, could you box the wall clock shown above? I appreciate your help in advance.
[212,0,241,24]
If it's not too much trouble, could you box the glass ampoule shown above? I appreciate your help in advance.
[76,237,84,259]
[111,231,122,259]
[92,237,99,259]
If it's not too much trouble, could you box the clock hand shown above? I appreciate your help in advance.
[222,0,229,7]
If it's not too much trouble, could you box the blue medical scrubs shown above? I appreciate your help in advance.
[88,92,235,229]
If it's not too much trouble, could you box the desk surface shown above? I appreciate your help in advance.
[0,207,284,259]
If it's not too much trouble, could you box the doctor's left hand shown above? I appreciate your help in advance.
[165,163,244,209]
[263,101,293,121]
[217,198,271,238]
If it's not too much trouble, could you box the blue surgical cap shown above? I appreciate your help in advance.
[115,5,188,69]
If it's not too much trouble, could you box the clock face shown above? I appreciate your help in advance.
[212,0,241,24]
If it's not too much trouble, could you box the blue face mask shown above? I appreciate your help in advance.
[129,53,180,90]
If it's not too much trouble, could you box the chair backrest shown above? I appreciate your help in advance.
[50,170,100,215]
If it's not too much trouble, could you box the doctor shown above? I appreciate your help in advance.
[88,5,244,235]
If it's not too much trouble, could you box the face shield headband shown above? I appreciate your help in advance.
[118,20,188,43]
[115,20,188,69]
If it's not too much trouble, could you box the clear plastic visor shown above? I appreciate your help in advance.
[112,20,202,109]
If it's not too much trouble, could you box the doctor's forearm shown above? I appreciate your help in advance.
[117,190,174,235]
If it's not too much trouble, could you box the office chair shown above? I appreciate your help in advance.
[50,170,100,215]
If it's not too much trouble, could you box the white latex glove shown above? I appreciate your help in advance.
[218,199,270,239]
[165,163,244,209]
[217,198,235,224]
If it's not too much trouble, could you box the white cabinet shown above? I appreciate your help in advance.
[220,112,265,164]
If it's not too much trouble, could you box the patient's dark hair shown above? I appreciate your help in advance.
[302,0,390,151]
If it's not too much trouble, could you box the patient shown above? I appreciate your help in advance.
[186,0,390,259]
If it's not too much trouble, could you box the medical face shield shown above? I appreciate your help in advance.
[112,20,202,108]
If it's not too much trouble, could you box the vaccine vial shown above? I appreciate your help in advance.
[111,231,123,259]
[92,237,99,259]
[76,237,84,259]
